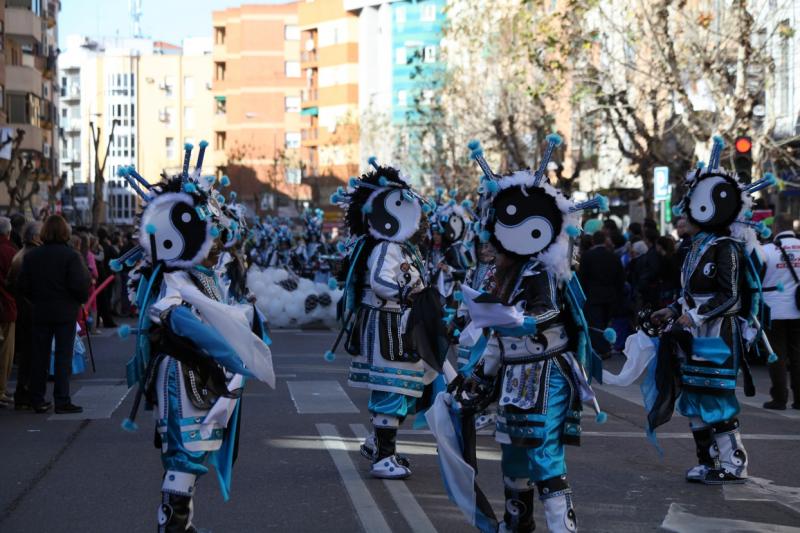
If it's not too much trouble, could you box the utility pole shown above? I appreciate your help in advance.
[89,118,120,231]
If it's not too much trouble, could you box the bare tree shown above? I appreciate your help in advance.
[89,119,120,230]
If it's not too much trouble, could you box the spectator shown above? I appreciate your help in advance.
[0,218,18,407]
[761,216,800,410]
[95,227,118,328]
[9,213,25,250]
[675,216,692,265]
[80,233,99,332]
[656,236,681,305]
[19,215,91,414]
[579,230,625,358]
[7,221,41,410]
[634,228,662,308]
[627,222,643,242]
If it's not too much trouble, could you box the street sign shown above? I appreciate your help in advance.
[654,166,670,201]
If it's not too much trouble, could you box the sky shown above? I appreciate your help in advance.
[58,0,292,45]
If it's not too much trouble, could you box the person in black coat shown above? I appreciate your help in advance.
[19,215,90,414]
[578,230,625,356]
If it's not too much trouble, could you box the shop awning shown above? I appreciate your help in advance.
[214,95,226,102]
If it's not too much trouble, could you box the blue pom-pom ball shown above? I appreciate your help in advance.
[184,142,194,151]
[324,350,336,362]
[145,223,157,235]
[671,205,684,217]
[768,352,778,364]
[109,259,122,272]
[453,291,463,302]
[479,230,491,243]
[220,175,231,187]
[486,181,499,193]
[121,418,139,432]
[467,139,481,151]
[183,182,197,193]
[199,140,209,149]
[546,133,563,146]
[210,226,220,237]
[566,225,580,238]
[336,242,346,253]
[362,203,373,214]
[603,327,617,344]
[117,324,131,339]
[595,411,608,424]
[349,177,360,188]
[328,278,338,290]
[378,176,389,187]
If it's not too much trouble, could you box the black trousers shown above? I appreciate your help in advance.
[29,321,77,407]
[97,287,115,327]
[767,318,800,404]
[13,310,32,404]
[586,301,613,354]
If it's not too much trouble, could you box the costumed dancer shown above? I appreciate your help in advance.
[115,142,275,533]
[298,208,333,284]
[453,137,609,532]
[428,188,475,300]
[642,136,776,484]
[330,157,443,479]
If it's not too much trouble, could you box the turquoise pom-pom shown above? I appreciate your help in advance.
[109,259,122,272]
[324,350,336,362]
[330,193,341,204]
[125,258,137,267]
[230,221,238,232]
[117,324,131,339]
[764,173,777,186]
[206,175,216,184]
[116,167,127,177]
[378,176,389,187]
[422,203,432,214]
[522,316,537,334]
[566,225,580,238]
[467,139,481,151]
[145,223,157,235]
[603,327,617,344]
[453,328,461,337]
[367,156,378,167]
[183,182,197,193]
[453,291,463,302]
[777,281,785,293]
[479,230,491,243]
[470,147,484,159]
[336,242,346,253]
[121,418,139,432]
[349,177,360,188]
[595,411,608,424]
[712,134,724,145]
[743,210,753,220]
[217,194,226,204]
[768,352,778,364]
[761,227,772,239]
[199,140,209,149]
[696,161,706,170]
[449,188,458,197]
[220,175,231,187]
[546,133,563,146]
[230,191,238,201]
[672,205,684,216]
[596,195,610,213]
[486,180,499,193]
[184,142,194,151]
[328,278,338,290]
[362,203,373,214]
[461,199,473,209]
[210,226,220,237]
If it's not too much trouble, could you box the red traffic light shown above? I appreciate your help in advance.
[735,136,752,153]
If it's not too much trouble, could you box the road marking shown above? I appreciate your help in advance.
[724,476,800,515]
[316,423,391,533]
[401,428,800,442]
[47,384,131,420]
[736,388,800,420]
[351,424,438,533]
[287,380,359,414]
[661,503,800,532]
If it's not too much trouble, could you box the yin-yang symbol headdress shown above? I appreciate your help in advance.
[468,135,609,279]
[672,136,776,243]
[110,141,233,271]
[303,208,325,242]
[429,188,473,246]
[331,157,426,243]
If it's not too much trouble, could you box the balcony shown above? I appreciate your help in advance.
[6,3,42,44]
[301,88,318,107]
[61,150,80,166]
[213,43,226,59]
[64,118,82,134]
[301,50,317,66]
[301,128,319,147]
[62,85,80,102]
[6,65,43,95]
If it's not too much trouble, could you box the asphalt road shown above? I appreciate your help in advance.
[1,327,800,532]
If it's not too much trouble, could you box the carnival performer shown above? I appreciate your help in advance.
[114,142,275,532]
[644,136,775,485]
[329,157,441,480]
[454,136,609,532]
[428,189,474,300]
[297,208,333,284]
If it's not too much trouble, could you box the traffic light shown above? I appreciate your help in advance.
[733,136,753,184]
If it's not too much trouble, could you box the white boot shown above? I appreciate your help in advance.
[712,427,748,483]
[542,494,578,533]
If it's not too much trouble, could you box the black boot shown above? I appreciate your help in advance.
[502,480,535,532]
[686,426,717,482]
[158,492,197,533]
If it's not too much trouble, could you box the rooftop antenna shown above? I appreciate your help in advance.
[129,0,143,39]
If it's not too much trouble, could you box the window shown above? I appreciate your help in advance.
[285,96,301,113]
[165,137,175,159]
[420,4,437,22]
[285,132,301,149]
[285,61,301,78]
[61,108,67,118]
[215,131,226,151]
[60,76,66,96]
[396,6,406,24]
[0,86,3,110]
[285,25,300,40]
[183,76,194,100]
[215,62,226,81]
[165,76,176,98]
[215,27,226,45]
[395,47,407,65]
[184,107,195,129]
[286,168,301,185]
[397,90,407,107]
[423,45,437,63]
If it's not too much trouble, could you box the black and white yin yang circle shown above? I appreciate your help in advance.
[367,188,421,241]
[687,173,743,229]
[444,213,466,243]
[491,186,563,257]
[141,192,210,266]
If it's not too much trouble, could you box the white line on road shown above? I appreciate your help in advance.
[287,380,359,414]
[724,476,800,515]
[316,423,391,533]
[400,428,800,441]
[351,424,438,533]
[48,384,131,421]
[661,503,800,532]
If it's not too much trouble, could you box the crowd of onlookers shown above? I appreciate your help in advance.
[0,214,134,415]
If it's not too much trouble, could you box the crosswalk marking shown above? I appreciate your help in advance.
[351,424,438,533]
[287,380,359,414]
[47,384,131,421]
[316,423,392,533]
[661,503,800,532]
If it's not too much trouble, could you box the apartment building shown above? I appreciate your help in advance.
[212,3,309,216]
[299,0,360,203]
[2,0,60,211]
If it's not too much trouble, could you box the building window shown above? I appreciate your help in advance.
[395,47,406,65]
[285,25,300,40]
[420,4,437,22]
[396,6,406,24]
[397,90,407,107]
[215,131,227,151]
[184,107,195,129]
[165,137,175,159]
[215,62,226,81]
[215,26,226,45]
[285,132,301,149]
[285,61,301,78]
[286,168,301,184]
[184,76,194,100]
[285,96,301,113]
[423,45,437,63]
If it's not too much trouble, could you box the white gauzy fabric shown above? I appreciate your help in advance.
[180,284,276,388]
[203,374,244,428]
[460,285,524,329]
[601,330,657,386]
[425,392,478,527]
